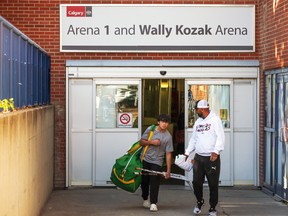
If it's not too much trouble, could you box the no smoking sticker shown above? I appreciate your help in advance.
[118,113,133,128]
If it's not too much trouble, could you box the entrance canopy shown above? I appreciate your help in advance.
[66,60,259,79]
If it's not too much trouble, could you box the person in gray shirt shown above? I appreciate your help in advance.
[140,114,174,212]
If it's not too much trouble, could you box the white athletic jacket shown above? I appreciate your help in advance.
[185,110,225,157]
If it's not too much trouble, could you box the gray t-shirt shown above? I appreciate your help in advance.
[141,125,174,166]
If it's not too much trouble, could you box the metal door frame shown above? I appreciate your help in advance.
[185,80,234,185]
[66,60,259,187]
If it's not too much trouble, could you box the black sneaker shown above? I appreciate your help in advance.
[193,199,204,214]
[208,207,217,216]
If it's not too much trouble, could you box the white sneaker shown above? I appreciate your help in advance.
[150,203,158,212]
[208,208,217,216]
[143,200,151,208]
[193,206,201,214]
[193,199,204,214]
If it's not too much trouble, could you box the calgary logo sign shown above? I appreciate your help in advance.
[66,6,92,17]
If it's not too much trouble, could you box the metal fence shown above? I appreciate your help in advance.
[0,16,50,109]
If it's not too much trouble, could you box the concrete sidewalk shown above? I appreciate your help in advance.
[40,185,287,216]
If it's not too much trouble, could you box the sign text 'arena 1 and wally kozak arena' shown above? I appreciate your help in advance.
[60,4,255,52]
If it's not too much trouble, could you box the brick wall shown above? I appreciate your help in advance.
[1,0,276,188]
[258,0,288,70]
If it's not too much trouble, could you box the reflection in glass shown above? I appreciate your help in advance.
[188,84,230,128]
[265,75,273,127]
[96,84,138,128]
[277,80,284,185]
[264,74,275,186]
[285,81,288,189]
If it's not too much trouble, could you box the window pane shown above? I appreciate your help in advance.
[265,75,272,127]
[188,84,230,128]
[96,84,138,128]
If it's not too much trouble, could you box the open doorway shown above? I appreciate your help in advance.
[142,79,185,185]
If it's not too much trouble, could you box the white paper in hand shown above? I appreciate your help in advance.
[175,154,193,171]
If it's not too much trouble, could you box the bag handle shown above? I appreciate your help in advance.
[141,124,156,161]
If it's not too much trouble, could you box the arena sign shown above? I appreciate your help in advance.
[60,4,255,52]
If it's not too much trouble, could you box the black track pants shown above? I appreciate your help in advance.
[192,153,221,208]
[141,160,162,204]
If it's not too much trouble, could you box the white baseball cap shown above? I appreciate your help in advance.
[196,100,209,108]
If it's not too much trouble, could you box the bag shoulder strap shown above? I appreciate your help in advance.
[141,124,156,161]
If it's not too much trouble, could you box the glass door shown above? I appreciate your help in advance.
[94,79,141,186]
[185,80,233,185]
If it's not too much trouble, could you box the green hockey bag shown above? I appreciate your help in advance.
[110,125,156,193]
[110,141,143,193]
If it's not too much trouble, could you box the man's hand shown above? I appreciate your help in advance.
[210,152,218,161]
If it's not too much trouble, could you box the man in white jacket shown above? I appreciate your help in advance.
[184,100,225,216]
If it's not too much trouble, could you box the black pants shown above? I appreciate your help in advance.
[192,154,221,208]
[141,160,162,204]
